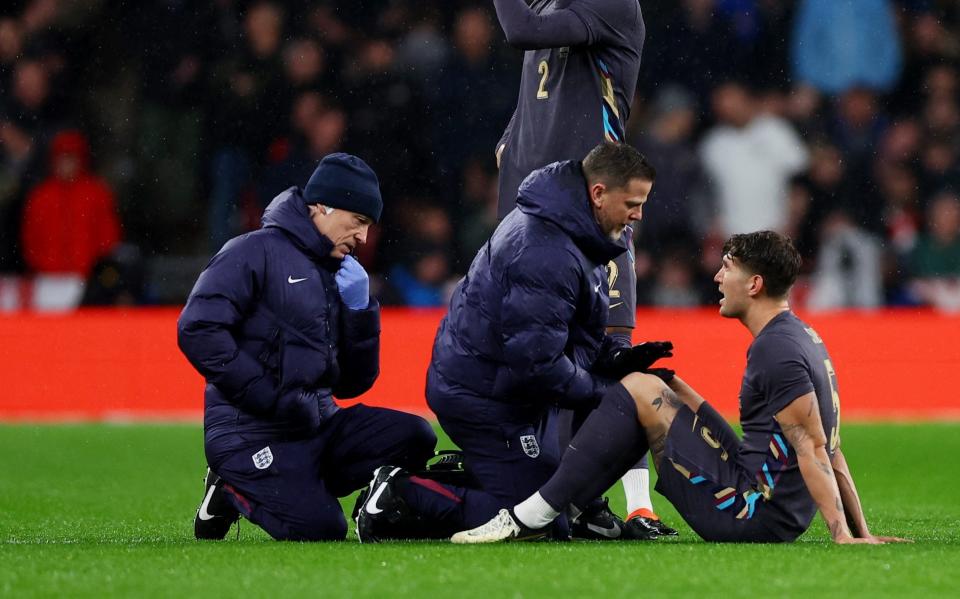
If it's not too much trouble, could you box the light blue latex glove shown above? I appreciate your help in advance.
[335,255,369,310]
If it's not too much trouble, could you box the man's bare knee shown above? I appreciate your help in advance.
[621,372,683,425]
[621,372,665,402]
[621,373,667,418]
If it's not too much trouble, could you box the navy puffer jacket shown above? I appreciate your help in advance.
[430,160,625,408]
[178,188,379,463]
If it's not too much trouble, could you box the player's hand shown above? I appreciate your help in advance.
[620,341,674,372]
[336,255,369,310]
[868,535,913,543]
[835,535,884,544]
[594,341,673,379]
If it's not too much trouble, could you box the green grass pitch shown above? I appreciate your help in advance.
[2,422,958,597]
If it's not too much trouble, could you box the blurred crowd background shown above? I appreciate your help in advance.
[1,0,959,312]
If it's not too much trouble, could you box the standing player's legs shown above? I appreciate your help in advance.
[604,228,673,534]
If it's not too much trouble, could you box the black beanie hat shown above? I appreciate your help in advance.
[303,153,383,223]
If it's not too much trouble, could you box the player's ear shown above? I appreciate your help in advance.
[747,273,764,297]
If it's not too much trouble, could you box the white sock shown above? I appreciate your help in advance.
[514,492,560,529]
[622,467,653,515]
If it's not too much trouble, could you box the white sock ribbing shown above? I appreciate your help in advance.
[622,467,652,515]
[514,492,561,530]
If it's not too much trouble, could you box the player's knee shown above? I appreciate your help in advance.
[620,372,669,416]
[401,415,438,465]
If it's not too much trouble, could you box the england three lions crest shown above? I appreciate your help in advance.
[252,446,274,470]
[520,435,540,458]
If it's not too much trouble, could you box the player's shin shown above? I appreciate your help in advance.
[540,383,650,514]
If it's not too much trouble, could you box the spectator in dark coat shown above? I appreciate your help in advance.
[178,153,436,542]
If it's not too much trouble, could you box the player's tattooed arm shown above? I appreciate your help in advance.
[776,393,854,543]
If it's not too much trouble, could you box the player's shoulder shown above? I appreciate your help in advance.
[749,313,810,360]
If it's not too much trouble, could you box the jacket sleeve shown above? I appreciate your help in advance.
[177,237,279,416]
[497,247,606,408]
[493,0,589,49]
[332,298,381,399]
[493,0,640,50]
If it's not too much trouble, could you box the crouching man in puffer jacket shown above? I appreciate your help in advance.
[179,153,436,541]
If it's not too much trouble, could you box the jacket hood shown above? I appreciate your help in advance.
[516,161,626,264]
[261,187,338,264]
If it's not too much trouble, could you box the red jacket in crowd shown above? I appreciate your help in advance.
[21,130,121,276]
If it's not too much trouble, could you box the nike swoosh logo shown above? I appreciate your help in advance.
[586,522,621,538]
[594,283,602,293]
[288,276,308,284]
[197,485,218,521]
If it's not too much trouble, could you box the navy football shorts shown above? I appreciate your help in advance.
[654,402,785,542]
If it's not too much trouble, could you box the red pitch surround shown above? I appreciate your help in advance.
[0,308,957,422]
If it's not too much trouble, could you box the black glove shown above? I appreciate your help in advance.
[595,341,673,379]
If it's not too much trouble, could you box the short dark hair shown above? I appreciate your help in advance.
[582,142,656,190]
[722,231,802,299]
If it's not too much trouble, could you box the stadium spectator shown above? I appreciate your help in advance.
[631,85,708,253]
[807,211,884,310]
[700,81,809,237]
[381,203,456,307]
[828,88,889,233]
[394,6,449,92]
[205,1,287,252]
[257,95,347,212]
[647,246,703,308]
[19,129,120,311]
[642,0,741,108]
[791,0,902,95]
[432,5,517,191]
[909,192,960,311]
[453,157,499,271]
[126,1,212,252]
[20,129,120,276]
